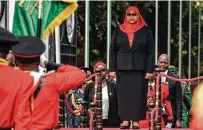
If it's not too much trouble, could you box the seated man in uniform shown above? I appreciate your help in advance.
[11,36,86,130]
[0,28,34,130]
[66,67,92,128]
[66,67,94,128]
[66,84,87,128]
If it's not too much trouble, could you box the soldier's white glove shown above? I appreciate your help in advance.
[40,53,48,68]
[166,123,173,128]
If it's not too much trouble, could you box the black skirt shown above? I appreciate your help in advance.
[116,70,148,121]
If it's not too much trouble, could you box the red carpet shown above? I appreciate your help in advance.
[59,128,190,130]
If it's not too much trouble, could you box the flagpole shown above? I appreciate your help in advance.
[37,0,42,38]
[178,0,182,78]
[85,0,89,67]
[167,0,171,63]
[155,0,158,64]
[37,1,49,67]
[188,1,191,81]
[107,0,111,69]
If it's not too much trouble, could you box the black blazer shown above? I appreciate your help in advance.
[109,26,155,73]
[166,71,182,120]
[83,79,120,126]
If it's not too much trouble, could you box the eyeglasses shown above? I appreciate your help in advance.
[159,61,168,64]
[95,68,106,73]
[127,13,137,16]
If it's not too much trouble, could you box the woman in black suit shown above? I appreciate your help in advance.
[109,6,155,129]
[84,62,120,128]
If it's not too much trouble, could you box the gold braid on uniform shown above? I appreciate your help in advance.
[0,58,9,65]
[71,92,81,115]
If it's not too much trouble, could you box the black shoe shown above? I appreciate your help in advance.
[120,121,130,129]
[132,122,140,129]
[132,125,140,129]
[120,125,130,129]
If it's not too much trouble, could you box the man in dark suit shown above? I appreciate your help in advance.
[158,54,182,128]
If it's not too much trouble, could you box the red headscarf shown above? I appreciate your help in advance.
[120,6,147,47]
[94,62,107,73]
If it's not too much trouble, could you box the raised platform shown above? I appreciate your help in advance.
[59,128,191,130]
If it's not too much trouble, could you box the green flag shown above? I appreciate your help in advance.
[12,0,78,40]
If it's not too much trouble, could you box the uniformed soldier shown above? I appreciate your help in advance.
[65,67,92,128]
[0,28,34,130]
[11,36,86,130]
[66,87,86,128]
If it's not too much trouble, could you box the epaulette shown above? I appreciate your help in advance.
[0,58,9,66]
[86,80,93,84]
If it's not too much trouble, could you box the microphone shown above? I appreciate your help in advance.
[153,65,165,73]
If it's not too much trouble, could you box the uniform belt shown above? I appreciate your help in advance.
[0,128,11,130]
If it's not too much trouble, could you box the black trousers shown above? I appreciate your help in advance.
[103,119,119,128]
[0,128,11,130]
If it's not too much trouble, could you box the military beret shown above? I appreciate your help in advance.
[168,65,177,72]
[11,36,45,64]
